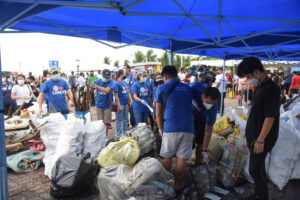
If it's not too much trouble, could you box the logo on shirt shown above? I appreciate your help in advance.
[139,87,148,96]
[122,86,127,94]
[52,85,65,95]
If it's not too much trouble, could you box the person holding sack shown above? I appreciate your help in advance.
[11,74,34,109]
[92,69,114,137]
[114,69,133,137]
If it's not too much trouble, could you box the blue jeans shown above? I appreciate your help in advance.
[115,104,129,137]
[134,112,149,126]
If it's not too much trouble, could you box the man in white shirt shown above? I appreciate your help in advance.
[215,68,228,115]
[77,72,86,90]
[178,67,186,82]
[233,72,239,94]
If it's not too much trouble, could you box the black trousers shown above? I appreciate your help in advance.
[249,148,269,200]
[129,106,135,127]
[217,92,226,116]
[91,91,95,106]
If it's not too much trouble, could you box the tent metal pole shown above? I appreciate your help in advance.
[217,0,222,43]
[223,15,300,23]
[220,56,226,116]
[169,40,173,65]
[0,48,9,200]
[254,38,300,52]
[121,0,147,12]
[221,22,300,45]
[246,86,249,108]
[0,4,38,31]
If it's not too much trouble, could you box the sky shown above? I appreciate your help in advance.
[0,32,166,75]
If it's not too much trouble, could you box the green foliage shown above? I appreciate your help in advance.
[173,54,182,70]
[133,50,146,63]
[124,59,129,66]
[104,57,111,65]
[182,56,191,67]
[114,60,119,67]
[158,51,169,67]
[191,56,201,61]
[146,50,157,62]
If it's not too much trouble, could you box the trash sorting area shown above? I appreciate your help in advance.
[4,95,300,200]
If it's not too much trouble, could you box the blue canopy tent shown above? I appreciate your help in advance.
[1,0,300,198]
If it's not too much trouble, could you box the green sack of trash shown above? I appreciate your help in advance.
[7,149,44,173]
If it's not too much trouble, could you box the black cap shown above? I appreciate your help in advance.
[102,69,111,79]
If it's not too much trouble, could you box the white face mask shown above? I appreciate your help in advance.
[203,101,214,110]
[2,77,5,83]
[247,78,258,86]
[17,80,24,85]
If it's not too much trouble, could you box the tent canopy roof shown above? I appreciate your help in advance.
[1,0,300,60]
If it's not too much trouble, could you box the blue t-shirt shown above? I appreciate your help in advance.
[156,79,194,133]
[125,73,136,90]
[41,79,70,112]
[40,83,48,101]
[190,82,218,126]
[94,78,114,109]
[152,86,158,116]
[286,75,292,84]
[114,80,129,105]
[131,81,150,112]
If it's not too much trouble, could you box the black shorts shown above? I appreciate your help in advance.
[194,120,206,145]
[226,83,232,88]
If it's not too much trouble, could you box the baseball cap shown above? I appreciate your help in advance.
[49,67,60,74]
[138,69,147,75]
[102,69,111,79]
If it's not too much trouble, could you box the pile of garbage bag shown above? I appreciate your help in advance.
[98,157,175,200]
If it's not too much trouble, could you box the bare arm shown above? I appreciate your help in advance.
[133,93,142,102]
[215,82,220,88]
[114,92,121,107]
[202,125,214,150]
[67,90,75,107]
[156,102,163,131]
[93,83,111,94]
[257,117,275,142]
[38,92,45,111]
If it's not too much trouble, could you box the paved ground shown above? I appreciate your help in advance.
[6,97,300,200]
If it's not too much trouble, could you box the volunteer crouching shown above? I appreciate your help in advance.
[155,66,194,193]
[237,57,280,200]
[190,79,220,164]
[92,69,114,137]
[38,67,74,117]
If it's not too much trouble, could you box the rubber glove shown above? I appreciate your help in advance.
[202,151,209,164]
[140,100,147,105]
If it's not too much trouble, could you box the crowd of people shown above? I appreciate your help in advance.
[2,57,300,199]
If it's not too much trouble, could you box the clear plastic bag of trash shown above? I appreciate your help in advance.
[98,157,175,200]
[190,163,217,193]
[120,123,156,155]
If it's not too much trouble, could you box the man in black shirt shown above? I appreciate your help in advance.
[237,57,280,200]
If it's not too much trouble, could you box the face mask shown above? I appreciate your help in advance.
[90,74,94,77]
[17,80,24,85]
[122,76,127,80]
[47,78,50,81]
[52,74,60,80]
[203,101,214,110]
[30,82,35,86]
[141,77,147,83]
[2,77,5,83]
[247,78,258,86]
[102,78,109,83]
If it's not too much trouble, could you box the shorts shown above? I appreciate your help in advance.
[160,132,193,160]
[96,107,112,123]
[194,120,206,145]
[226,83,232,88]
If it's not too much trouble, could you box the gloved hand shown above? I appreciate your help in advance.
[140,100,147,105]
[201,151,209,164]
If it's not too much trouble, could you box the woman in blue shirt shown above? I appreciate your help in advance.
[114,70,133,137]
[131,70,152,125]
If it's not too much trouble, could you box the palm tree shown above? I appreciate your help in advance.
[173,54,182,70]
[104,57,111,65]
[124,59,129,66]
[114,60,119,67]
[133,50,146,63]
[158,51,169,67]
[183,56,191,67]
[146,50,157,62]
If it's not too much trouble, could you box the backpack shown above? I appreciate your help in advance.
[50,153,99,198]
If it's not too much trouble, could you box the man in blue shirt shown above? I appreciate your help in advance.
[38,67,74,115]
[92,69,114,137]
[156,66,194,192]
[190,81,220,165]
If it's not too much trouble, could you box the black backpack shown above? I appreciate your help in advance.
[50,153,99,198]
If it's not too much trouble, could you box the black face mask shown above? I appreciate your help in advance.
[122,76,127,80]
[90,74,94,76]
